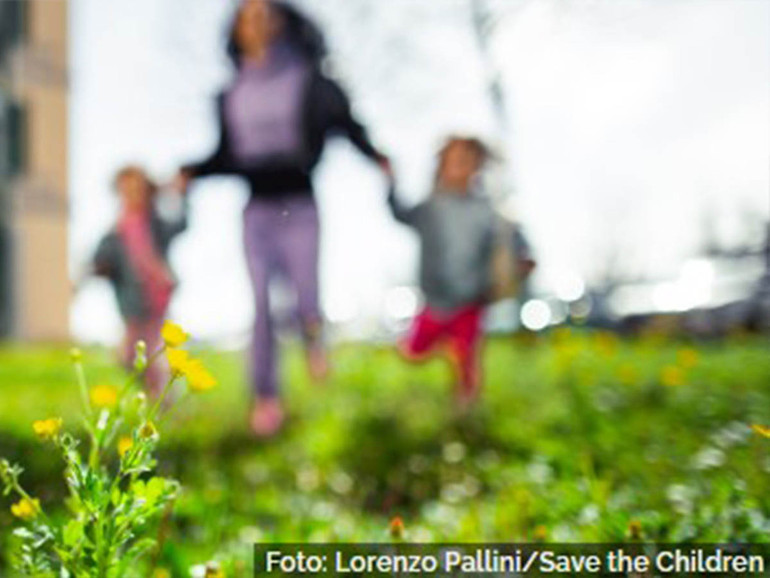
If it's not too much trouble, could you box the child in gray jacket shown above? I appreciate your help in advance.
[92,166,187,395]
[387,136,496,406]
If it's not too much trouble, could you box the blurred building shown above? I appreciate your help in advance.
[0,0,70,341]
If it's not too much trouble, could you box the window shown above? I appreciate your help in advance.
[6,101,26,177]
[0,91,27,178]
[0,1,27,68]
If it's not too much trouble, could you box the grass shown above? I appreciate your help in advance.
[1,330,770,575]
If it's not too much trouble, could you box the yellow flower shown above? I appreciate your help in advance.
[139,421,158,441]
[533,525,548,541]
[118,436,134,457]
[90,384,119,409]
[11,497,40,521]
[628,520,643,540]
[661,365,686,387]
[166,348,190,377]
[752,425,770,438]
[389,516,405,540]
[33,418,63,441]
[162,321,189,348]
[153,570,171,578]
[185,359,217,393]
[677,348,699,369]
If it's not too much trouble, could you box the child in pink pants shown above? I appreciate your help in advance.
[93,166,187,396]
[387,137,496,406]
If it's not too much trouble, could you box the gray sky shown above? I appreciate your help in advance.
[69,0,770,343]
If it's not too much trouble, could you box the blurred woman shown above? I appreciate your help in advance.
[175,0,390,436]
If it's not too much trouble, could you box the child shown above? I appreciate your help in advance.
[387,136,497,406]
[92,166,187,396]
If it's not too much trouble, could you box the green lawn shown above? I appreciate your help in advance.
[1,331,770,575]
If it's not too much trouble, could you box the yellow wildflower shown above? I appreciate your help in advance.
[118,436,134,457]
[752,425,770,439]
[161,321,189,348]
[628,520,643,540]
[153,570,171,578]
[139,421,158,441]
[661,365,686,387]
[389,516,405,540]
[533,525,548,541]
[677,348,699,369]
[166,348,190,377]
[90,384,119,409]
[11,497,40,521]
[32,418,63,441]
[185,359,217,393]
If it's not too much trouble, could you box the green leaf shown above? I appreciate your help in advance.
[62,519,84,547]
[146,477,166,502]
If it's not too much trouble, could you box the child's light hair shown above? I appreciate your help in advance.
[433,135,495,187]
[112,165,158,197]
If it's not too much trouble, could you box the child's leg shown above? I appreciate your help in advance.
[142,315,167,397]
[121,320,142,371]
[121,317,166,397]
[447,305,484,401]
[399,308,445,361]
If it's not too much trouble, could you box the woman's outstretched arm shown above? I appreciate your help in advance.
[315,75,390,171]
[180,95,234,180]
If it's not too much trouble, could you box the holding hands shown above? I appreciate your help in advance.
[168,169,193,195]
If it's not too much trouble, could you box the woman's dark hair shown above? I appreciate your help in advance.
[226,1,327,68]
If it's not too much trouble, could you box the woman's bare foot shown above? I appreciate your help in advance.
[250,398,285,438]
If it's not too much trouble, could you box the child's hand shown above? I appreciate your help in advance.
[168,170,192,195]
[377,154,394,181]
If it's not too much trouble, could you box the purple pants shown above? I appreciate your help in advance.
[243,195,321,399]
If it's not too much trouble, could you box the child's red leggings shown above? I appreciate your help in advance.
[400,304,484,396]
[123,316,167,396]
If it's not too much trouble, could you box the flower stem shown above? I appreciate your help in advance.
[147,376,176,423]
[73,359,93,420]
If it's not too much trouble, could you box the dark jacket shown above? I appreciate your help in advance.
[184,72,382,197]
[184,3,383,197]
[93,209,187,321]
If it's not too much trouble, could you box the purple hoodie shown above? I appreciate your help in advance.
[224,40,309,167]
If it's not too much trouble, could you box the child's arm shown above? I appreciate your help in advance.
[92,233,119,279]
[512,225,537,279]
[386,180,420,226]
[155,187,190,241]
